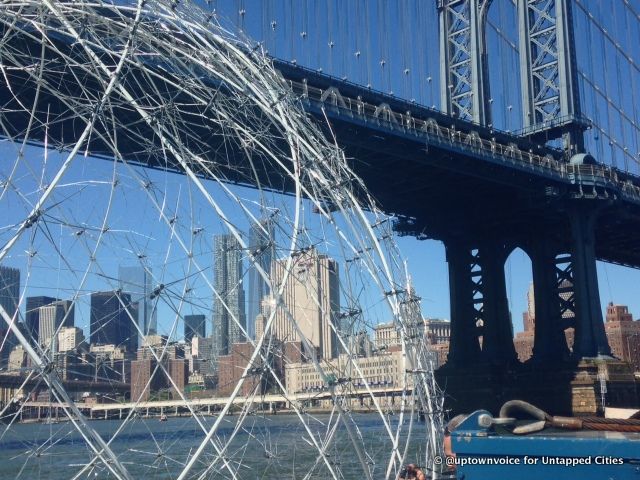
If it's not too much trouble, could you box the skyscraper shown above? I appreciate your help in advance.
[25,296,58,343]
[0,266,20,366]
[90,291,138,352]
[119,265,156,343]
[212,234,246,364]
[184,314,206,343]
[247,219,275,340]
[270,248,340,360]
[38,300,74,352]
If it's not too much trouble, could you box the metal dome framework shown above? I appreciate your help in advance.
[0,1,443,478]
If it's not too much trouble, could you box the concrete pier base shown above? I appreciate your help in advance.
[436,358,638,416]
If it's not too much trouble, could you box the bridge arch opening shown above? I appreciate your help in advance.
[504,247,534,363]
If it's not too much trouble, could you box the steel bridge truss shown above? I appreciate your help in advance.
[518,0,586,153]
[437,0,588,154]
[438,0,492,126]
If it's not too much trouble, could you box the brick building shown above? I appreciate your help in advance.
[130,358,188,401]
[131,358,161,401]
[604,303,640,371]
[514,287,640,371]
[216,340,306,396]
[168,358,189,397]
[217,342,263,397]
[130,336,189,400]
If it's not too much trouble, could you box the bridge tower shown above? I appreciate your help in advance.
[517,0,588,156]
[516,0,610,359]
[437,0,493,126]
[439,2,613,410]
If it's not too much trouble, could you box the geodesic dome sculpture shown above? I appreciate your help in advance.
[0,1,443,478]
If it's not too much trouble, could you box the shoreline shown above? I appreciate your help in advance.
[14,406,402,424]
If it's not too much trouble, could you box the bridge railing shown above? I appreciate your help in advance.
[283,79,640,204]
[289,79,566,172]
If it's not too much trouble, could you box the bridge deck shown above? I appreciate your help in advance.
[2,23,640,267]
[275,65,640,267]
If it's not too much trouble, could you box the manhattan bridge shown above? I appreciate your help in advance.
[0,1,639,479]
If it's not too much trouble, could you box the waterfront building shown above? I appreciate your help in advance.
[191,336,217,375]
[424,318,451,344]
[7,345,27,373]
[430,343,450,367]
[136,336,184,361]
[212,234,246,364]
[184,314,206,343]
[373,318,449,364]
[140,334,168,349]
[119,265,156,342]
[285,350,407,394]
[130,355,188,401]
[0,266,19,318]
[423,318,450,365]
[605,303,640,371]
[55,351,91,381]
[86,344,129,383]
[255,296,275,341]
[168,358,188,397]
[38,300,74,352]
[270,248,340,360]
[57,326,84,352]
[90,291,138,353]
[131,358,160,401]
[374,322,401,350]
[217,342,259,396]
[606,303,634,323]
[25,296,58,343]
[0,266,20,366]
[247,218,275,340]
[217,340,288,396]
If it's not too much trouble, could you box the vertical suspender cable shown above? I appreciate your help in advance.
[289,0,295,62]
[584,5,602,160]
[625,1,640,171]
[379,0,390,93]
[613,2,628,171]
[415,0,427,105]
[316,0,322,70]
[261,0,265,47]
[400,0,411,100]
[355,0,361,84]
[327,0,334,74]
[376,0,383,92]
[344,0,350,79]
[598,1,616,168]
[302,0,309,66]
[366,0,372,88]
[497,2,507,131]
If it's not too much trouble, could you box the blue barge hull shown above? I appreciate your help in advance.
[450,410,640,479]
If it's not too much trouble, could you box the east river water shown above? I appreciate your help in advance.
[0,413,428,479]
